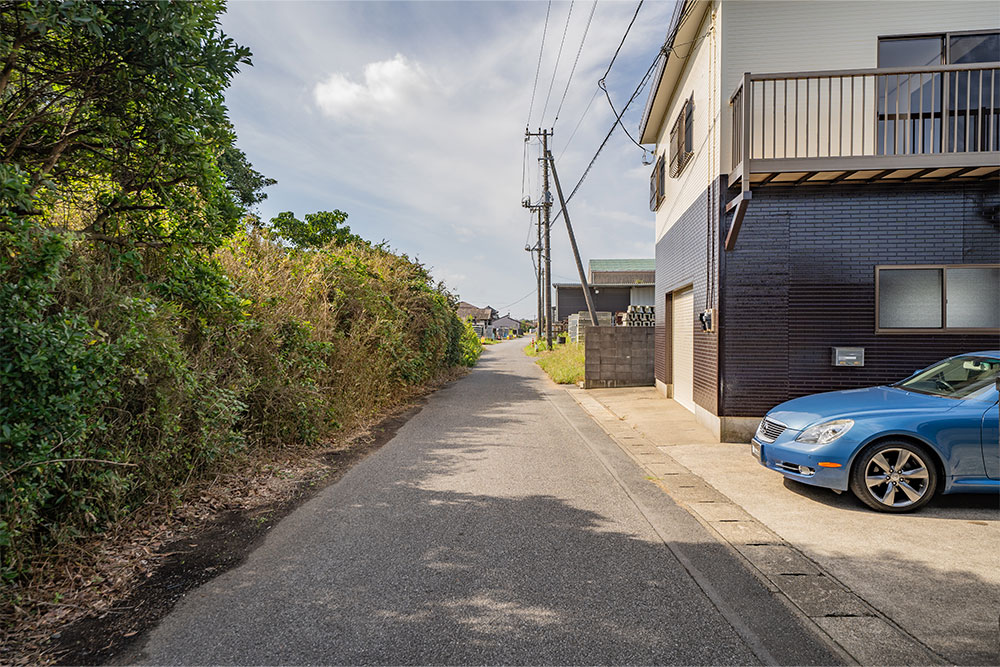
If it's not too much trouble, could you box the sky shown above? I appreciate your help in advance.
[220,0,675,319]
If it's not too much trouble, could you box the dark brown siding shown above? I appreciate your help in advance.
[654,179,722,414]
[555,286,632,321]
[720,180,1000,417]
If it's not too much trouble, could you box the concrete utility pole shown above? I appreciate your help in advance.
[541,131,553,349]
[523,202,544,342]
[546,149,598,326]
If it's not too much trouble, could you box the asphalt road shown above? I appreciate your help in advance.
[129,341,842,665]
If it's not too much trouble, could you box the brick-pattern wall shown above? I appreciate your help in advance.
[584,326,656,389]
[654,179,722,414]
[720,180,1000,417]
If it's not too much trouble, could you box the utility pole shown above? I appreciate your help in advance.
[524,127,554,349]
[540,131,553,349]
[535,207,542,342]
[522,201,544,342]
[547,149,598,326]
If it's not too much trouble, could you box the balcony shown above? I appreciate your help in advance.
[728,63,1000,189]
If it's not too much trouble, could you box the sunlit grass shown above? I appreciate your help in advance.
[524,340,584,384]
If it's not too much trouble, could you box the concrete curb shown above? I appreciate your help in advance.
[566,387,949,667]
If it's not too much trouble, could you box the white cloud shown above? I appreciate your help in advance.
[313,54,430,118]
[222,1,675,318]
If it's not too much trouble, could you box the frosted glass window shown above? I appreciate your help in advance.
[879,269,942,329]
[947,268,1000,329]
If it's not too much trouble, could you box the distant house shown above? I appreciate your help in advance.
[555,259,655,321]
[491,314,523,338]
[456,301,498,337]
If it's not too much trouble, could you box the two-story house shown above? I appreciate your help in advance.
[640,1,999,441]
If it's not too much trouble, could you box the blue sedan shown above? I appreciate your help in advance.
[751,352,999,512]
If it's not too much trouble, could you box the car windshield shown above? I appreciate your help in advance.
[894,356,1000,398]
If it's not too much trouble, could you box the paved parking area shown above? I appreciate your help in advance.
[569,386,1000,666]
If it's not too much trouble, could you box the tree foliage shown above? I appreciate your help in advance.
[0,0,255,248]
[269,209,361,249]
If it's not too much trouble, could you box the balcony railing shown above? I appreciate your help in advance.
[729,63,1000,186]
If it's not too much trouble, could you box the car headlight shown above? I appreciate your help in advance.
[795,419,854,445]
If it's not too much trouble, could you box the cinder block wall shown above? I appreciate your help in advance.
[584,327,655,389]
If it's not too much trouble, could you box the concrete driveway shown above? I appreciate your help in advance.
[573,386,1000,666]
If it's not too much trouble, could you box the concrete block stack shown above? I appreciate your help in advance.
[624,304,655,327]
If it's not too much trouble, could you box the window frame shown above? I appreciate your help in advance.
[875,263,1000,334]
[877,29,1000,66]
[668,95,694,178]
[649,153,665,211]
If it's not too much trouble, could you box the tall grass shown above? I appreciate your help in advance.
[525,341,585,384]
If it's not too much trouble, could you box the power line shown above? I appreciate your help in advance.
[549,40,664,227]
[550,8,715,226]
[557,86,600,159]
[539,0,574,127]
[598,0,646,152]
[557,0,641,160]
[552,0,597,126]
[525,1,552,128]
[601,0,643,83]
[497,288,537,312]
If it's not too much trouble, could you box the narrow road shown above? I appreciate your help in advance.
[130,341,840,665]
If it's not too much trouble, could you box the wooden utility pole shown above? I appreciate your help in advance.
[546,149,598,326]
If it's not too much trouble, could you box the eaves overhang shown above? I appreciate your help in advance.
[638,0,711,145]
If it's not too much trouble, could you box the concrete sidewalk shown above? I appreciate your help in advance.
[567,386,1000,667]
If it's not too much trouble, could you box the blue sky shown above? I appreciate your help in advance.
[220,0,674,319]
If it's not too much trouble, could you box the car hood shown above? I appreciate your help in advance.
[767,386,957,430]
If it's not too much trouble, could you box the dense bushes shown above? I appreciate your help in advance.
[0,224,479,583]
[0,2,479,586]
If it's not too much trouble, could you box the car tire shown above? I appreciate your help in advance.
[849,440,938,513]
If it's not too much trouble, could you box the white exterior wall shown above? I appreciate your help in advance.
[719,0,992,169]
[653,2,723,244]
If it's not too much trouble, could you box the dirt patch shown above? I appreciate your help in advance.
[1,371,461,666]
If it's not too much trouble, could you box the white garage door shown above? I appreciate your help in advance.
[671,288,695,414]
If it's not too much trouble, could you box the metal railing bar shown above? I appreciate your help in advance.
[783,79,788,158]
[966,70,971,152]
[795,79,799,157]
[978,69,983,151]
[952,71,958,152]
[918,73,924,154]
[904,74,910,156]
[748,61,1000,81]
[828,77,833,157]
[772,78,777,159]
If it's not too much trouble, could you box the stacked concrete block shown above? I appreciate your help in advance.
[583,326,655,389]
[575,311,614,343]
[624,304,655,327]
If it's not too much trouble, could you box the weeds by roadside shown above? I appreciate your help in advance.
[524,341,584,384]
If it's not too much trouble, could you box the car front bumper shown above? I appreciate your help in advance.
[751,429,852,491]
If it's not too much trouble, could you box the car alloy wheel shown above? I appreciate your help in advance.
[849,441,938,512]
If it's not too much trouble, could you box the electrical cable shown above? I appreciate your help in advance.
[497,288,538,312]
[557,87,601,160]
[539,0,574,127]
[525,1,552,128]
[549,20,715,227]
[556,0,640,160]
[552,0,598,126]
[548,48,661,228]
